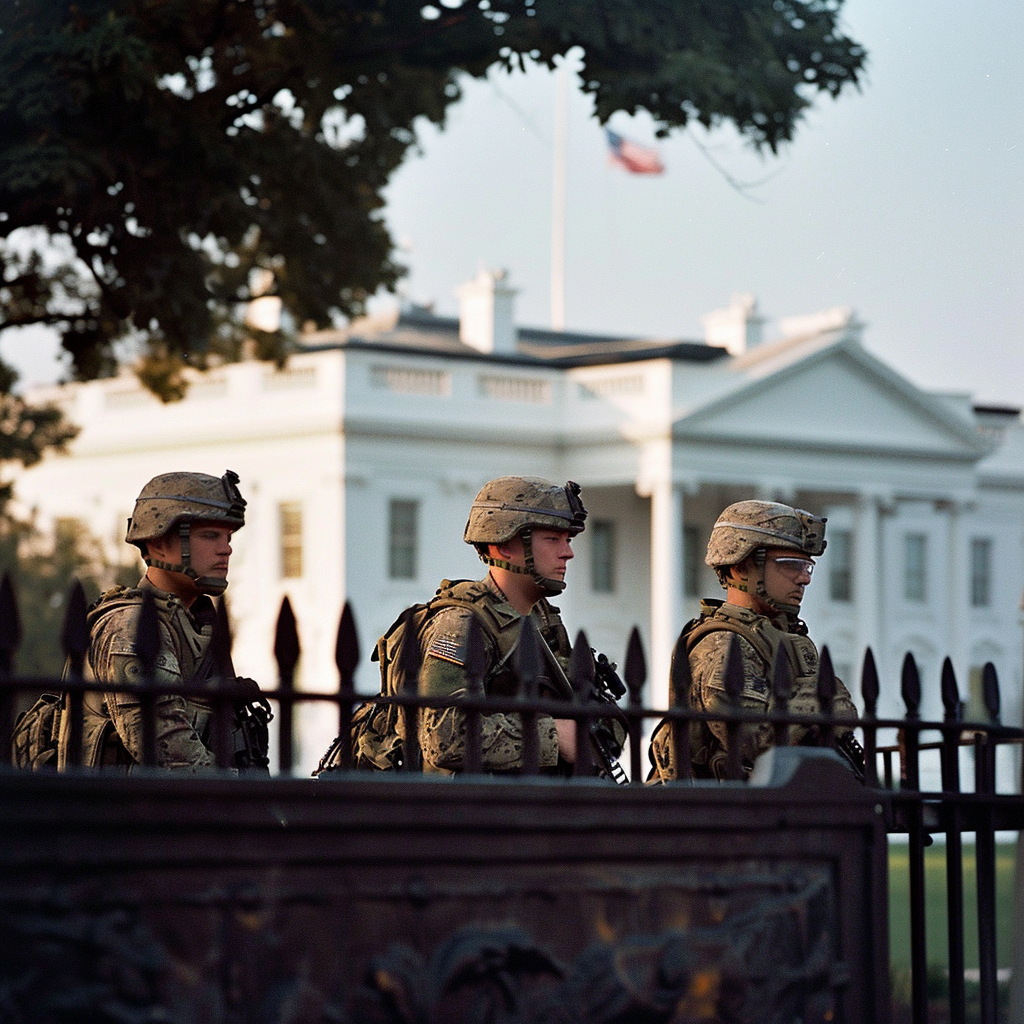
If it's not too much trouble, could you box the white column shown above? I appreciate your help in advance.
[854,491,882,706]
[648,478,683,710]
[945,500,968,692]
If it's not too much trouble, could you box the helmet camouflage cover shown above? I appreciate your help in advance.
[705,500,826,569]
[126,470,246,549]
[464,477,587,545]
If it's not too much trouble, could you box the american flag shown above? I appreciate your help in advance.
[605,128,665,175]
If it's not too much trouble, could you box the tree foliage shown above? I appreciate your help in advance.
[0,357,78,515]
[0,0,866,396]
[0,517,138,681]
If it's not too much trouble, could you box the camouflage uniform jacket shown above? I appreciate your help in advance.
[58,577,219,771]
[413,575,571,775]
[648,599,857,783]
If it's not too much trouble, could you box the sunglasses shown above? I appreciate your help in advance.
[767,556,815,578]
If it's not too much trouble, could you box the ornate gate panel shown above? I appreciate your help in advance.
[0,753,888,1023]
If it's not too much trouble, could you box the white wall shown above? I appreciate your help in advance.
[13,329,1024,780]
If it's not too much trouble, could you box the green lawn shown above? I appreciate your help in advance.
[888,839,1017,971]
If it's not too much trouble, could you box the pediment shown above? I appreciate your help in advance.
[675,344,990,460]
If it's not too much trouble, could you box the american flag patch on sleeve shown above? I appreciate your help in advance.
[426,632,466,666]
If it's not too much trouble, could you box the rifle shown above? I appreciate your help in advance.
[833,729,866,784]
[231,676,273,773]
[536,639,629,785]
[208,605,273,773]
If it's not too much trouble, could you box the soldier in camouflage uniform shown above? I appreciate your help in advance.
[58,470,250,771]
[648,500,858,783]
[415,476,588,774]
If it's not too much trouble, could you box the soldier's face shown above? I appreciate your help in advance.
[188,522,235,582]
[761,546,814,608]
[149,520,234,583]
[530,529,574,584]
[498,529,574,584]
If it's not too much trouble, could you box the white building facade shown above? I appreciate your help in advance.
[14,276,1024,774]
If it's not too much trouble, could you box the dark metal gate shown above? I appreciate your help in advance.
[1,758,887,1023]
[1,580,1021,1023]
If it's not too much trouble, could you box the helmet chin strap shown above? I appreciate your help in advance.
[726,550,801,618]
[145,522,229,597]
[477,527,566,595]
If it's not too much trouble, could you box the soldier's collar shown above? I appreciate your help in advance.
[481,574,524,627]
[719,601,770,625]
[488,575,512,606]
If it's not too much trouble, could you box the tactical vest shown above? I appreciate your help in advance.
[86,585,213,686]
[649,601,856,784]
[406,578,570,698]
[681,600,822,779]
[58,585,215,769]
[315,578,570,773]
[682,599,821,694]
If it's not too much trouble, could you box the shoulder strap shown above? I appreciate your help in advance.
[427,580,495,621]
[189,634,219,687]
[370,590,489,667]
[684,615,774,668]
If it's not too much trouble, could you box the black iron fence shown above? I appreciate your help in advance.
[0,576,1022,1024]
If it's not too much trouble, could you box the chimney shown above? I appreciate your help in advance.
[778,306,856,339]
[701,293,764,356]
[456,268,518,354]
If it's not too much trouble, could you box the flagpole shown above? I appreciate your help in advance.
[550,62,568,331]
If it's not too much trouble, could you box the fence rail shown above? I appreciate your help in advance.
[1,576,1022,1023]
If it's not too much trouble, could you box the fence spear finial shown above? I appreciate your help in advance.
[771,643,793,748]
[335,602,359,690]
[818,645,837,746]
[624,627,646,782]
[568,630,596,777]
[940,657,960,723]
[462,613,487,774]
[722,633,745,781]
[515,614,542,775]
[396,606,422,771]
[981,662,1001,724]
[0,572,23,677]
[860,647,880,788]
[61,579,89,678]
[668,627,692,783]
[900,652,921,790]
[274,596,300,774]
[860,647,879,719]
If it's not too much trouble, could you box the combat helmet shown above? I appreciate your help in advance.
[706,500,826,614]
[464,476,587,594]
[126,470,246,595]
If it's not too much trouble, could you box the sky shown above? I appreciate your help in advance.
[378,0,1023,407]
[4,0,1022,406]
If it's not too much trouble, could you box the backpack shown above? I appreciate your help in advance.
[11,693,63,770]
[314,582,490,774]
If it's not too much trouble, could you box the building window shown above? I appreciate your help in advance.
[279,502,303,578]
[970,538,992,608]
[828,529,853,602]
[388,499,419,580]
[904,533,927,602]
[591,520,615,593]
[683,524,701,597]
